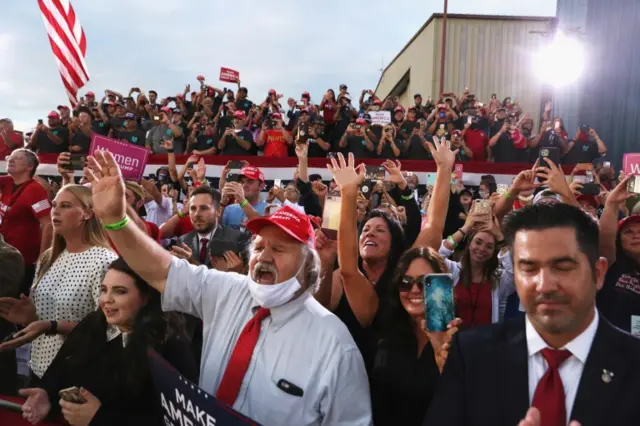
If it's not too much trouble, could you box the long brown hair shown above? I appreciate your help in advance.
[458,230,501,290]
[34,185,110,287]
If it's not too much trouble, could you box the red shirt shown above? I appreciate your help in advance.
[0,131,23,159]
[322,102,336,124]
[174,215,194,237]
[108,220,160,254]
[263,130,289,158]
[0,176,51,265]
[454,281,492,328]
[463,128,488,161]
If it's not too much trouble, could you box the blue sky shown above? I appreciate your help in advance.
[1,0,556,131]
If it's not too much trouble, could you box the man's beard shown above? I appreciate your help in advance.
[194,219,216,234]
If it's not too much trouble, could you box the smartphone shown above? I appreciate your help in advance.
[575,163,594,171]
[472,199,493,222]
[539,147,560,168]
[274,179,282,188]
[467,116,472,125]
[365,165,385,181]
[228,160,245,171]
[297,122,309,144]
[321,195,341,240]
[423,274,455,332]
[226,173,240,183]
[496,184,509,196]
[58,387,87,404]
[581,183,601,196]
[454,164,464,180]
[209,240,243,257]
[1,331,19,343]
[62,154,86,171]
[603,161,611,169]
[628,176,640,194]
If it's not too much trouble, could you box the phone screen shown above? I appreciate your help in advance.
[321,196,341,240]
[274,179,282,188]
[628,176,640,194]
[423,274,455,332]
[365,166,385,181]
[228,161,244,171]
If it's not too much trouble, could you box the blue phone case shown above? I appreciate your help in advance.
[423,274,455,332]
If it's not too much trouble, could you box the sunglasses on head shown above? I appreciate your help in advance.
[398,275,429,292]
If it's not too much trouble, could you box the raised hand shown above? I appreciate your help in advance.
[606,175,634,207]
[536,158,571,197]
[423,317,462,373]
[170,243,193,261]
[195,157,206,182]
[0,320,52,351]
[84,151,126,224]
[0,294,37,325]
[382,159,407,188]
[428,136,458,170]
[295,142,309,159]
[20,388,51,425]
[326,152,365,189]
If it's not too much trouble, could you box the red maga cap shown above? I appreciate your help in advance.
[240,166,265,182]
[246,205,315,246]
[47,111,60,119]
[618,214,640,230]
[233,110,246,119]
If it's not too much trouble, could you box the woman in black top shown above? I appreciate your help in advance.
[19,257,197,426]
[371,247,460,426]
[597,177,640,332]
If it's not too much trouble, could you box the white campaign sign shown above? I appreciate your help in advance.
[369,111,391,126]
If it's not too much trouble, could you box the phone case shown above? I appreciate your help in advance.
[423,274,455,332]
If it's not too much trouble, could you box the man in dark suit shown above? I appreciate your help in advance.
[424,203,640,426]
[0,234,25,394]
[170,185,249,269]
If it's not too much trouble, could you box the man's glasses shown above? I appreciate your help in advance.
[398,275,428,292]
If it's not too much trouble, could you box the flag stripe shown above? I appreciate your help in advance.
[38,0,89,106]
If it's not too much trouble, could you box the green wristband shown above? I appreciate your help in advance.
[239,199,249,208]
[103,216,129,231]
[504,191,511,200]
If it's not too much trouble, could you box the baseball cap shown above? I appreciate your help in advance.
[394,106,405,112]
[57,105,70,111]
[618,214,640,230]
[577,194,599,209]
[271,112,282,120]
[339,84,348,89]
[452,129,462,138]
[246,205,315,246]
[355,118,366,125]
[372,99,382,106]
[172,108,181,114]
[86,91,95,97]
[47,111,60,119]
[240,166,265,183]
[408,106,417,112]
[414,93,422,99]
[363,113,372,122]
[533,190,561,205]
[160,106,172,114]
[233,110,246,120]
[125,181,145,201]
[124,112,136,119]
[268,89,276,95]
[301,91,310,98]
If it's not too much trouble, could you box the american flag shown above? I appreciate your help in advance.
[37,0,90,107]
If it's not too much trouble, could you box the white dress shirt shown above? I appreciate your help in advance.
[144,195,173,226]
[526,310,599,425]
[162,257,372,426]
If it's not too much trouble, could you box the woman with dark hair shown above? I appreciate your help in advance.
[596,176,640,332]
[318,139,458,372]
[439,212,515,328]
[18,257,196,426]
[371,247,461,426]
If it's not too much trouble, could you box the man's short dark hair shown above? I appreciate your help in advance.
[191,186,221,207]
[309,174,323,183]
[503,203,600,267]
[149,90,157,96]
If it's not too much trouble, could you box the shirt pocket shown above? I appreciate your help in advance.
[268,363,310,420]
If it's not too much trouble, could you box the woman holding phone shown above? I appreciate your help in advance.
[439,211,515,327]
[0,185,116,385]
[18,258,196,426]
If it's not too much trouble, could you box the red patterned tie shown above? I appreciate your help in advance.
[199,238,209,264]
[216,307,271,406]
[532,348,572,426]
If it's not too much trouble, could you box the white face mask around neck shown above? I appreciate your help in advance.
[247,262,303,309]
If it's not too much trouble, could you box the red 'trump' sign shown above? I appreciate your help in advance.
[219,67,240,83]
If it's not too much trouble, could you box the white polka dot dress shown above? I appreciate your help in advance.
[30,246,117,378]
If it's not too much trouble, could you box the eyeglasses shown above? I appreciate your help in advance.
[398,275,428,292]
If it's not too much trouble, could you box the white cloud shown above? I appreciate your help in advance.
[0,0,557,131]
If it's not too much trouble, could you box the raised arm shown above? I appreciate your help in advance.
[599,176,634,265]
[412,138,457,250]
[328,153,379,327]
[85,151,172,292]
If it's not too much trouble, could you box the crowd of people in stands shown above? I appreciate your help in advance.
[0,80,637,426]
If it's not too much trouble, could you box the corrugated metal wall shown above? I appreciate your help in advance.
[435,17,554,127]
[575,0,640,167]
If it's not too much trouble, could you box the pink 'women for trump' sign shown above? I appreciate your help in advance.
[89,135,149,182]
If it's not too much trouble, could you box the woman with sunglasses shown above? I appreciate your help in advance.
[370,247,461,426]
[438,211,515,328]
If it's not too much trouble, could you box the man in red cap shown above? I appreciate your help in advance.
[256,112,293,158]
[0,119,23,159]
[82,151,372,425]
[217,110,256,156]
[29,111,70,154]
[221,165,268,230]
[577,194,599,219]
[57,105,71,126]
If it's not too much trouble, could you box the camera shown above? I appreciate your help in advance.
[167,97,176,102]
[580,124,590,133]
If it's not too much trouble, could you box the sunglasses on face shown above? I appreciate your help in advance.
[398,275,428,292]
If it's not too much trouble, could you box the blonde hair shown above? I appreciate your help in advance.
[34,185,110,287]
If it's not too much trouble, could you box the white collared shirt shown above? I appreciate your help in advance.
[526,310,599,424]
[144,195,172,226]
[162,257,372,425]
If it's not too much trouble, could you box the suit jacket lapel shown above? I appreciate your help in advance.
[498,317,530,426]
[570,318,628,426]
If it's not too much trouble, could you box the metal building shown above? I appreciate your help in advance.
[555,0,640,167]
[375,14,555,127]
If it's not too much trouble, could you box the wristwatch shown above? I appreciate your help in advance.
[45,320,58,336]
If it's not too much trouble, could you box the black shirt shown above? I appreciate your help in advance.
[490,124,529,163]
[405,131,432,160]
[220,129,255,155]
[307,133,330,158]
[563,139,600,165]
[345,134,375,158]
[192,134,218,153]
[399,120,418,142]
[597,257,640,332]
[116,129,147,147]
[92,120,110,136]
[70,129,92,153]
[371,337,441,426]
[235,99,253,115]
[379,138,404,159]
[529,130,565,163]
[34,126,70,154]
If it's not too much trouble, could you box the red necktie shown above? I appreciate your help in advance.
[199,238,209,264]
[216,307,271,406]
[532,348,572,426]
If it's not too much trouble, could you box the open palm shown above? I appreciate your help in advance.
[327,153,365,188]
[428,136,458,170]
[84,151,126,224]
